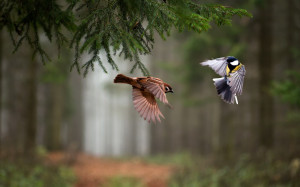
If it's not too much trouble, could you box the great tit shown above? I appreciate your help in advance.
[200,56,246,104]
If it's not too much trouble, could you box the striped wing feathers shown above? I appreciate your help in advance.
[200,57,227,77]
[132,88,164,123]
[139,78,169,104]
[228,65,246,95]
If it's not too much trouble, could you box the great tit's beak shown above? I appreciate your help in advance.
[170,90,174,93]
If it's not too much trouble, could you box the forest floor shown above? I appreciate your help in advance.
[47,152,174,187]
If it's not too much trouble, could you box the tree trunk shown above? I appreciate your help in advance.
[287,0,295,67]
[67,71,83,151]
[24,59,38,155]
[0,31,2,155]
[47,84,64,150]
[258,0,274,149]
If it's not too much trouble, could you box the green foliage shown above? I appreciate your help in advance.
[146,153,299,187]
[104,176,144,187]
[0,160,75,187]
[272,70,300,108]
[41,62,69,83]
[0,0,76,63]
[41,49,71,84]
[145,152,196,167]
[272,70,300,122]
[1,0,251,76]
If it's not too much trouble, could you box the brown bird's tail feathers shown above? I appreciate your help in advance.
[114,74,133,84]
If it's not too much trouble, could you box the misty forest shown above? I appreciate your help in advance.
[0,0,299,187]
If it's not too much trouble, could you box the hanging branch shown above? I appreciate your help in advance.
[0,0,252,76]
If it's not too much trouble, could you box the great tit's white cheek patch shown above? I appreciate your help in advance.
[230,60,239,66]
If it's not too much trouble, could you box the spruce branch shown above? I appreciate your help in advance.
[1,0,252,76]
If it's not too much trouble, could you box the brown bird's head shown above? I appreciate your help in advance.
[164,83,173,93]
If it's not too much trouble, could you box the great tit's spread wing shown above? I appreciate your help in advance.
[132,87,164,123]
[201,57,227,77]
[228,65,246,95]
[139,79,169,104]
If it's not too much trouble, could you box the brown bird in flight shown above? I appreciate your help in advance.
[114,74,173,123]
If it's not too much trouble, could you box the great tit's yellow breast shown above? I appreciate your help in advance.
[231,64,242,73]
[226,66,230,76]
[227,63,242,77]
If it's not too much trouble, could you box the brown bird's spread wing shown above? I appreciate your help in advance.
[132,87,164,123]
[228,65,246,95]
[139,78,169,104]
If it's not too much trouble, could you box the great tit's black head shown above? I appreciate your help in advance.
[227,56,237,63]
[227,56,239,66]
[164,84,174,93]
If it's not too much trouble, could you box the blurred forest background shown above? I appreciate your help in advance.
[1,0,300,187]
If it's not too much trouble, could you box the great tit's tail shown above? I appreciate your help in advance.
[114,74,134,84]
[213,77,238,104]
